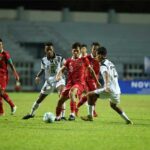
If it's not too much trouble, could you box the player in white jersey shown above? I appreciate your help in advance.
[22,42,66,120]
[81,47,133,124]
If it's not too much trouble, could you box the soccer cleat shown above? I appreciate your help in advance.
[75,108,79,117]
[11,106,17,115]
[22,114,34,120]
[61,117,67,121]
[81,115,93,121]
[68,115,75,121]
[126,120,133,125]
[55,117,61,121]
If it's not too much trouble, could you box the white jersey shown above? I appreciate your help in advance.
[41,54,65,80]
[100,59,121,94]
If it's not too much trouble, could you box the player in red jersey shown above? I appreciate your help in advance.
[0,38,20,116]
[55,42,100,121]
[76,42,101,117]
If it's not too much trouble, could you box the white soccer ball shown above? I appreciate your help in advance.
[43,112,55,123]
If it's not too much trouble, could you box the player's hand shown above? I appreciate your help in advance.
[55,75,61,81]
[35,77,40,84]
[15,81,21,91]
[16,81,21,86]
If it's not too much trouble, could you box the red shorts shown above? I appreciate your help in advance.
[86,79,97,92]
[0,74,8,90]
[61,82,85,99]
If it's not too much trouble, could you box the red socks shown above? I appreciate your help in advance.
[2,93,15,108]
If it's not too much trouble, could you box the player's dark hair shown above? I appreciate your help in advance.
[72,42,81,49]
[92,42,100,47]
[81,44,87,48]
[96,47,107,56]
[0,38,3,42]
[45,42,53,47]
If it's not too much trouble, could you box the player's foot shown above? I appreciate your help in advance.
[22,114,34,120]
[81,115,93,121]
[55,117,61,121]
[68,115,75,121]
[61,117,67,121]
[93,110,98,117]
[75,108,79,117]
[11,106,17,115]
[126,120,133,125]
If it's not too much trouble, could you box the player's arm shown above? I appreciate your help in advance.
[56,65,66,81]
[35,69,44,84]
[101,69,110,92]
[8,58,19,81]
[88,65,101,88]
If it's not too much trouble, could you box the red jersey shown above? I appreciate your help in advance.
[86,54,99,81]
[64,57,90,85]
[0,51,11,75]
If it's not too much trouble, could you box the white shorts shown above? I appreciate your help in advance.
[94,88,120,104]
[41,77,65,95]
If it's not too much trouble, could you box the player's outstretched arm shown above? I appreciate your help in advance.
[35,69,44,84]
[103,71,111,92]
[88,66,101,88]
[8,59,19,81]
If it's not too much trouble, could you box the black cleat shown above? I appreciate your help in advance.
[126,120,133,125]
[68,115,75,121]
[55,118,61,121]
[61,117,67,121]
[22,114,34,120]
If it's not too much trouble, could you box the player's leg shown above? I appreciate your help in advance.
[109,94,133,124]
[0,96,4,116]
[76,95,87,116]
[56,83,66,120]
[55,96,68,121]
[78,81,98,117]
[69,87,78,120]
[31,93,48,116]
[0,85,4,115]
[0,80,7,115]
[22,82,50,119]
[2,92,17,115]
[81,91,98,121]
[22,93,48,119]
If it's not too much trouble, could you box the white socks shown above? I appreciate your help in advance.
[30,101,39,115]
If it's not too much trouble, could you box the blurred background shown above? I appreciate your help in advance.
[0,0,150,93]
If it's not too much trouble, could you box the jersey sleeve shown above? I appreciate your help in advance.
[5,51,11,61]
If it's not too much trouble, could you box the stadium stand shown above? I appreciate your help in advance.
[0,20,149,90]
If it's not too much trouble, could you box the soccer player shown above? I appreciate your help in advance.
[81,47,133,124]
[0,38,20,116]
[22,42,66,120]
[76,42,100,117]
[55,42,100,121]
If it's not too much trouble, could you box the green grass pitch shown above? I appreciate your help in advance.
[0,92,150,150]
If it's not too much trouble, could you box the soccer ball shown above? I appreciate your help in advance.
[43,112,55,123]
